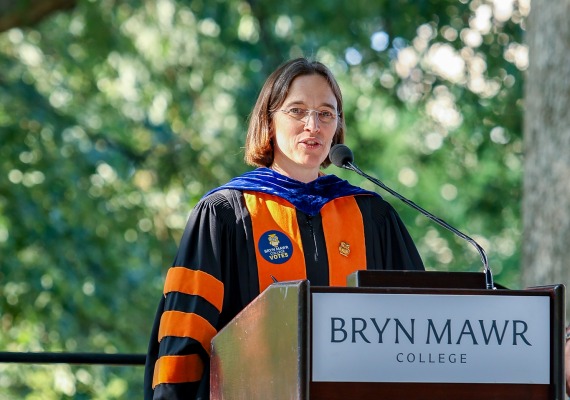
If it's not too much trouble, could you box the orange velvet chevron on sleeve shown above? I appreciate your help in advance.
[163,267,224,312]
[152,354,204,388]
[157,311,217,355]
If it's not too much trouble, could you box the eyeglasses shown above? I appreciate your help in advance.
[279,107,340,124]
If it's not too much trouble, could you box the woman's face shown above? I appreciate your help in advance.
[271,74,339,182]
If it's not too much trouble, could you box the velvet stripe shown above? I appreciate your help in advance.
[243,191,307,292]
[158,311,216,355]
[164,267,224,313]
[321,196,367,286]
[152,354,204,388]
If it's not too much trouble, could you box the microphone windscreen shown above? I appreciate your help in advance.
[329,144,354,167]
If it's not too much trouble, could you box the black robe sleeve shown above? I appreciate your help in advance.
[144,190,253,400]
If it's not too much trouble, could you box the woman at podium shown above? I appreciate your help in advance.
[144,57,424,399]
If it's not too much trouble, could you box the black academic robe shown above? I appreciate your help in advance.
[144,169,424,400]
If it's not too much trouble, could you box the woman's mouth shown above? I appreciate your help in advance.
[300,139,321,148]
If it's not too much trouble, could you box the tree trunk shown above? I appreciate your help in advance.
[523,0,570,319]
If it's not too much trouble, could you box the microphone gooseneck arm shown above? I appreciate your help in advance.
[331,145,494,290]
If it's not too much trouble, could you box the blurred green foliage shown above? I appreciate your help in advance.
[0,0,527,397]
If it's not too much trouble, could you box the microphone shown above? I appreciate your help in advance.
[330,144,495,290]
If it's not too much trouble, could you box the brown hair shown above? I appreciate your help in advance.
[244,58,345,168]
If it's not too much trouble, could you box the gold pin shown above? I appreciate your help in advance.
[339,241,350,257]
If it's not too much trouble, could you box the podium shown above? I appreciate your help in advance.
[210,271,565,399]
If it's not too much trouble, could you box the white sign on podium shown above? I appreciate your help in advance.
[312,292,550,384]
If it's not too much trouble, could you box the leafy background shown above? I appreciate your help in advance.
[1,0,529,398]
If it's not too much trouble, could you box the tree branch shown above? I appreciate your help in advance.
[0,0,77,33]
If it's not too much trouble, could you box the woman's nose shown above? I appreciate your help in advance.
[304,110,320,131]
